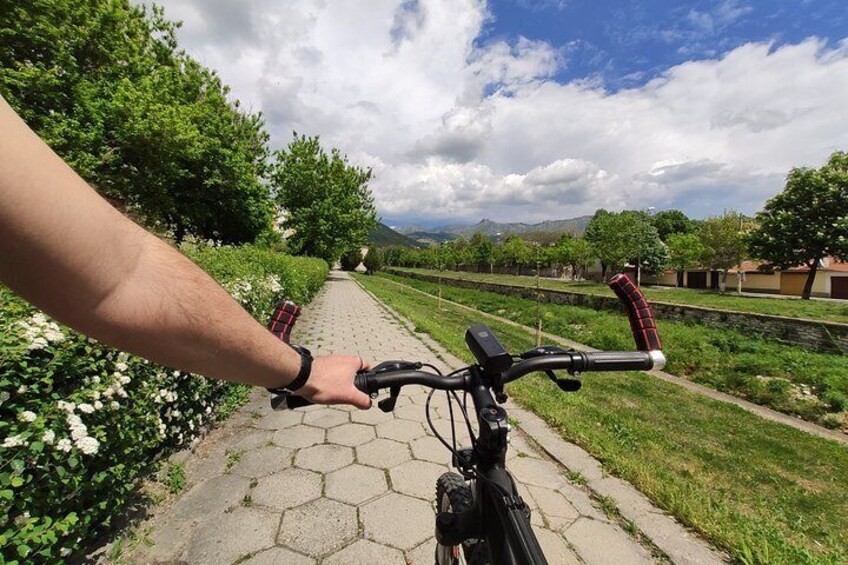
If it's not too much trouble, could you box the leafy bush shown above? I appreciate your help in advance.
[363,247,383,274]
[0,244,327,563]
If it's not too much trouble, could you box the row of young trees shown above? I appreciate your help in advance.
[1,0,376,262]
[382,151,848,299]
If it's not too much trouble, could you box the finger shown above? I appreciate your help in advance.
[359,358,372,371]
[349,388,372,410]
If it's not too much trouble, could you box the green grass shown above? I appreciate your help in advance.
[393,268,848,324]
[354,273,848,564]
[162,463,186,494]
[375,273,848,429]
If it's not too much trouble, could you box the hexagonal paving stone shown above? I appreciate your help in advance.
[351,407,395,425]
[253,409,303,431]
[279,498,357,556]
[389,460,446,500]
[404,538,436,565]
[361,493,434,550]
[392,403,429,423]
[182,506,277,565]
[225,429,273,452]
[272,424,325,449]
[325,464,388,504]
[295,444,354,473]
[508,457,567,489]
[241,546,315,565]
[323,539,405,565]
[252,468,322,510]
[356,438,411,469]
[232,445,293,478]
[425,419,473,445]
[410,435,450,464]
[170,474,250,519]
[303,408,349,428]
[326,422,377,447]
[376,419,426,442]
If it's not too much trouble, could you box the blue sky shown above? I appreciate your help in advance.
[485,0,847,90]
[153,0,848,226]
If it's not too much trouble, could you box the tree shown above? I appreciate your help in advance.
[1,1,273,243]
[501,235,531,275]
[585,210,664,281]
[340,249,363,271]
[748,152,848,299]
[700,211,748,291]
[271,133,377,263]
[469,233,494,272]
[650,210,695,241]
[666,233,706,287]
[363,247,382,274]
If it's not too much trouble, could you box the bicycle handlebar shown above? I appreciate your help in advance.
[354,349,666,395]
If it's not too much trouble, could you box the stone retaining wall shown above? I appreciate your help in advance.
[387,269,848,353]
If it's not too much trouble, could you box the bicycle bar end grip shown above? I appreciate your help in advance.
[607,274,663,352]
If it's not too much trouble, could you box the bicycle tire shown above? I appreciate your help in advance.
[435,472,489,565]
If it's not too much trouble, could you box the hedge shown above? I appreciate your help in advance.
[0,244,327,563]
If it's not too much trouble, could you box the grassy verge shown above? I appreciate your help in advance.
[375,273,848,430]
[353,273,848,564]
[392,268,848,324]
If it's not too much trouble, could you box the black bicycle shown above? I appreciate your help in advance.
[269,274,665,565]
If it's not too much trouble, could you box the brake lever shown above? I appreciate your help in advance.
[545,370,581,392]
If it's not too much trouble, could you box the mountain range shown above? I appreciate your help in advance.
[396,216,593,239]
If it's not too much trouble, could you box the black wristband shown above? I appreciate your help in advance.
[268,345,312,394]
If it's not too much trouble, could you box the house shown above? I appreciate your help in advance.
[643,258,848,299]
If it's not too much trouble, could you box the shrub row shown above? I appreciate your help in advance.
[0,244,327,563]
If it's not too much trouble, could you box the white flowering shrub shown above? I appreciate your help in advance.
[0,245,327,563]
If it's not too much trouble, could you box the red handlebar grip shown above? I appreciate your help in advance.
[607,274,662,351]
[268,300,301,344]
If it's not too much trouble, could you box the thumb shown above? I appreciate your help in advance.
[349,387,372,410]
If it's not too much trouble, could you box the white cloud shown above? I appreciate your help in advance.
[143,0,848,223]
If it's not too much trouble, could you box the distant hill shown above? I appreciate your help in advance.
[397,216,593,239]
[368,222,425,248]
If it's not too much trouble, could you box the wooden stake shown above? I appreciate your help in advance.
[536,319,542,347]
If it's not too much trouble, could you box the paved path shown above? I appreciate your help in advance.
[130,272,694,564]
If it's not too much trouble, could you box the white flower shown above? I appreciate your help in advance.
[75,436,100,455]
[94,401,103,410]
[28,337,48,350]
[117,388,127,398]
[2,435,26,448]
[115,362,128,372]
[91,376,101,385]
[119,375,131,385]
[60,548,71,557]
[172,370,180,377]
[57,400,76,413]
[71,426,88,441]
[117,352,129,363]
[205,407,212,414]
[42,430,56,444]
[158,423,166,436]
[17,385,28,394]
[0,391,10,405]
[56,439,72,452]
[90,390,101,400]
[77,403,95,414]
[110,401,120,411]
[19,411,37,423]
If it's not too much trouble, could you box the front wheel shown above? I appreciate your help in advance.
[435,472,489,565]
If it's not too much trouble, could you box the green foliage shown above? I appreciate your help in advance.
[340,249,363,271]
[699,212,748,285]
[650,209,695,241]
[666,233,707,285]
[585,210,667,277]
[363,247,383,274]
[748,151,848,299]
[501,234,531,273]
[163,463,185,494]
[0,245,326,562]
[0,0,273,244]
[271,133,377,263]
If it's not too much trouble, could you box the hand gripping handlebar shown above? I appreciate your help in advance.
[607,274,663,352]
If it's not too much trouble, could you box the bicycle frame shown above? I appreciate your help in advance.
[435,366,548,565]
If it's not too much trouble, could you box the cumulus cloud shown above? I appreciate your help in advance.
[142,0,848,223]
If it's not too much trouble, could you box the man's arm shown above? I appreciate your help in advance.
[0,96,370,408]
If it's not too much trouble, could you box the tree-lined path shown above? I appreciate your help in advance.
[128,272,719,564]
